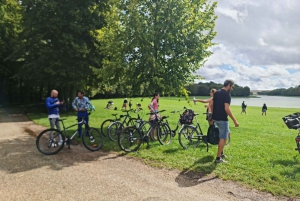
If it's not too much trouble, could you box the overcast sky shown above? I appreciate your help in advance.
[197,0,300,90]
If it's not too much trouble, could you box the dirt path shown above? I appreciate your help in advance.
[0,107,294,201]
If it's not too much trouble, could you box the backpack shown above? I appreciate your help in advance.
[179,109,195,125]
[206,123,220,145]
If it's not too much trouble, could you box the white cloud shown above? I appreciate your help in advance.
[198,0,300,90]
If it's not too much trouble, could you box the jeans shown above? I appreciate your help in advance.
[214,120,230,139]
[77,112,89,137]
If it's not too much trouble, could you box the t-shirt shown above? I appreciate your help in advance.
[212,89,231,121]
[151,99,158,112]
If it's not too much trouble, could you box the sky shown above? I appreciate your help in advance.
[196,0,300,90]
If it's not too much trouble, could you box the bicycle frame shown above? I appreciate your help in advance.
[57,116,87,149]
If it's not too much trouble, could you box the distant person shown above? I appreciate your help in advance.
[106,101,114,109]
[194,89,217,125]
[262,103,267,116]
[241,101,247,114]
[136,103,142,112]
[122,98,128,110]
[211,79,239,163]
[129,99,133,109]
[45,89,64,145]
[72,91,92,138]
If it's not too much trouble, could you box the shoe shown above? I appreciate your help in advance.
[58,140,63,146]
[221,154,226,158]
[215,158,227,163]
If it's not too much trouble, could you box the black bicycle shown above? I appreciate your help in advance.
[282,112,300,154]
[36,114,103,155]
[107,109,139,141]
[101,109,136,141]
[118,110,171,152]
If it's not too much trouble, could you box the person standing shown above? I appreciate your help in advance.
[148,93,160,141]
[129,99,133,109]
[45,90,64,145]
[194,88,217,125]
[262,103,267,116]
[122,98,128,110]
[72,91,92,138]
[241,101,247,114]
[211,79,239,163]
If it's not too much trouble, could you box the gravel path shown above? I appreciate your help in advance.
[0,107,294,201]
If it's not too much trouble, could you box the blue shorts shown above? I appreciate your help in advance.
[262,109,266,112]
[214,121,230,139]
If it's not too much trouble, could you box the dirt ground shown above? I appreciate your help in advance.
[0,107,298,201]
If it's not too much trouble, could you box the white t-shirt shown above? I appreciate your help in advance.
[48,114,60,119]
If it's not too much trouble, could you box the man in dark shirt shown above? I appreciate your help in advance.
[212,79,239,163]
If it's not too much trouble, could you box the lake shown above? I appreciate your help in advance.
[231,95,300,108]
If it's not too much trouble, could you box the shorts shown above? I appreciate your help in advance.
[214,120,230,139]
[262,109,266,112]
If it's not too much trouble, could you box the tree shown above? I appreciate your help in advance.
[97,0,217,96]
[9,0,108,101]
[0,0,22,104]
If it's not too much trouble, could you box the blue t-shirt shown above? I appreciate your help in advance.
[212,89,231,121]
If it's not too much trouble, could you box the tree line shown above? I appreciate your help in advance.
[0,0,218,104]
[186,82,251,97]
[258,86,300,96]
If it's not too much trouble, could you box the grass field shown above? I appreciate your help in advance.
[28,96,300,197]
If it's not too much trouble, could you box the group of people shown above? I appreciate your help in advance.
[46,79,239,163]
[241,101,268,115]
[194,79,239,163]
[45,90,93,145]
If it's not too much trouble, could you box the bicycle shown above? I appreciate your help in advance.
[36,114,103,155]
[101,109,136,141]
[282,112,300,154]
[118,110,172,152]
[107,109,139,141]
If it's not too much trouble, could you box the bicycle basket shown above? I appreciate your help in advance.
[179,109,194,125]
[282,112,300,129]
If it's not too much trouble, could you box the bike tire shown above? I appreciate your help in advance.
[82,127,103,151]
[127,118,137,126]
[100,119,115,137]
[36,129,65,155]
[178,125,201,149]
[108,121,124,141]
[118,126,142,152]
[157,122,172,145]
[296,136,300,154]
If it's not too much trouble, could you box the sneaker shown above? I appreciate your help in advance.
[215,158,227,163]
[58,140,63,146]
[221,154,226,158]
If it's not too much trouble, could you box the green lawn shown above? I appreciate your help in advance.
[28,97,300,197]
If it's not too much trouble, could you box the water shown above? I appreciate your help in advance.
[231,95,300,108]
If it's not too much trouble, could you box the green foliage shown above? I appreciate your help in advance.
[97,0,217,96]
[0,0,22,104]
[187,81,251,97]
[259,85,300,96]
[9,0,108,99]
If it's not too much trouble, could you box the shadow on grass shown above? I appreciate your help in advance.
[0,135,108,174]
[271,157,300,179]
[162,148,182,154]
[175,155,217,187]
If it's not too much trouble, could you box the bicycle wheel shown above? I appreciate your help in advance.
[157,122,172,145]
[108,121,124,141]
[118,126,142,152]
[127,118,137,126]
[82,127,103,151]
[36,129,65,155]
[100,119,115,137]
[179,125,200,149]
[296,136,300,154]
